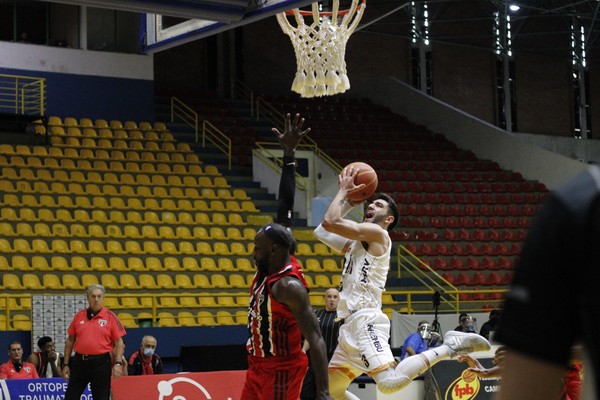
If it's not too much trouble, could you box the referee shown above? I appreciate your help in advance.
[301,288,343,400]
[61,284,126,400]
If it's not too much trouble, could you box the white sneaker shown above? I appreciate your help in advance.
[444,331,491,356]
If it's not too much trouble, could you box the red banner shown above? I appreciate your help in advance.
[111,370,247,400]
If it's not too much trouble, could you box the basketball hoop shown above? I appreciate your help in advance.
[276,0,366,98]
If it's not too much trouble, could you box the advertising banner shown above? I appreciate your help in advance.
[111,370,247,400]
[429,359,500,400]
[0,377,92,399]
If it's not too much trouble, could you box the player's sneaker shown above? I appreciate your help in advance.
[444,331,491,356]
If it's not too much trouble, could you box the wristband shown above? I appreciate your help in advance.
[114,361,123,366]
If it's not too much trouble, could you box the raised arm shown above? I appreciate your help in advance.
[322,166,387,247]
[272,277,331,400]
[273,113,310,228]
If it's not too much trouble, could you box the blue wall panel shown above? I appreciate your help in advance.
[0,67,154,122]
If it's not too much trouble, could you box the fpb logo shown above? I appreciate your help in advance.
[445,369,480,400]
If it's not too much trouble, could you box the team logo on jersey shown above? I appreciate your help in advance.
[99,319,107,326]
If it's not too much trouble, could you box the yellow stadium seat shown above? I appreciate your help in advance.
[213,242,230,256]
[235,311,248,325]
[125,241,143,255]
[88,240,106,254]
[192,212,210,225]
[0,239,12,253]
[158,312,178,327]
[175,274,194,289]
[198,295,217,307]
[31,256,50,270]
[192,227,209,240]
[229,274,247,288]
[81,274,99,287]
[242,228,256,240]
[216,311,235,325]
[195,242,213,255]
[210,274,230,289]
[12,314,31,331]
[22,274,43,290]
[31,239,50,254]
[0,256,10,271]
[156,274,175,289]
[90,257,109,271]
[160,296,178,308]
[231,242,250,256]
[117,312,137,328]
[178,311,197,327]
[296,243,314,256]
[108,257,128,271]
[49,239,69,254]
[217,258,236,271]
[217,296,236,307]
[46,274,65,291]
[160,241,177,254]
[332,274,341,287]
[68,240,87,254]
[127,257,145,271]
[120,297,141,308]
[72,256,90,271]
[139,274,157,289]
[179,295,198,307]
[119,274,139,289]
[305,259,324,272]
[101,274,120,290]
[197,311,217,326]
[143,257,161,271]
[226,227,243,240]
[50,256,69,271]
[323,259,340,272]
[236,258,254,272]
[199,257,218,271]
[103,297,120,309]
[315,275,332,288]
[193,274,211,288]
[32,223,52,239]
[106,240,125,254]
[143,241,161,255]
[182,257,200,271]
[12,256,31,271]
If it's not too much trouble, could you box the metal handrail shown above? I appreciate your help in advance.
[202,120,232,170]
[170,96,198,141]
[254,141,308,190]
[255,96,342,173]
[0,73,46,116]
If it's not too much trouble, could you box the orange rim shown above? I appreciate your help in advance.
[284,0,366,17]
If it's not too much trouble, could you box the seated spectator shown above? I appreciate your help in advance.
[128,336,163,375]
[27,336,62,378]
[400,321,432,360]
[0,341,39,379]
[479,310,501,341]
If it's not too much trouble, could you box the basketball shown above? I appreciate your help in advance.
[345,162,378,201]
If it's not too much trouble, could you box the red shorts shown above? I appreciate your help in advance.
[241,352,308,400]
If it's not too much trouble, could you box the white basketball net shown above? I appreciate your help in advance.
[277,0,366,98]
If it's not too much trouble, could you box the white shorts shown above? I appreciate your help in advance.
[329,308,395,378]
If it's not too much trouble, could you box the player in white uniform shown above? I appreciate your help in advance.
[314,165,491,399]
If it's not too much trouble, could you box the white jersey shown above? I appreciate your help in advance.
[337,231,391,319]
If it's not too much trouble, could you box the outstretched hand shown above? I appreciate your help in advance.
[272,113,311,156]
[339,164,366,206]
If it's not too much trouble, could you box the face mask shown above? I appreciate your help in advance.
[143,348,155,357]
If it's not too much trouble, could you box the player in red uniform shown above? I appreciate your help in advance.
[242,223,331,400]
[62,284,126,400]
[0,341,39,379]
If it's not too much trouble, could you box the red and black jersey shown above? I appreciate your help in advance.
[246,256,309,358]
